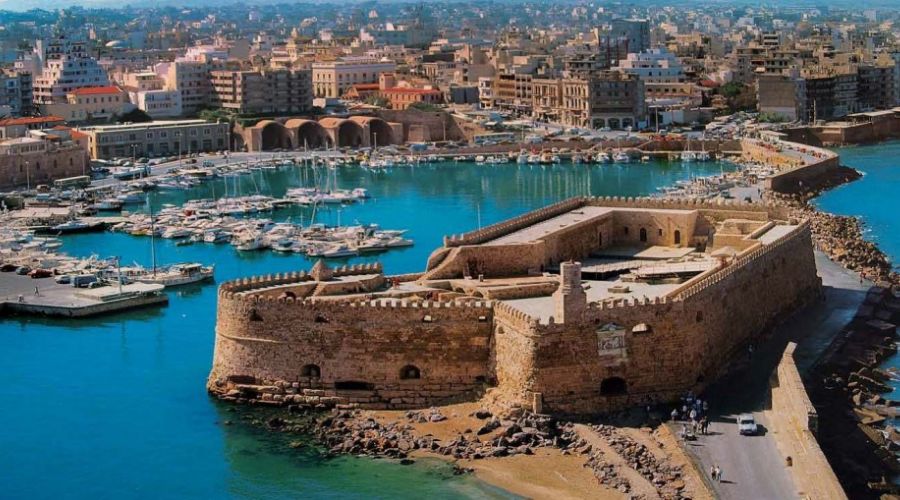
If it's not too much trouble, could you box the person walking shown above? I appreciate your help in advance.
[715,465,722,483]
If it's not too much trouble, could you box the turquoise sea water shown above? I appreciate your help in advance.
[816,141,900,268]
[0,160,736,499]
[816,142,900,401]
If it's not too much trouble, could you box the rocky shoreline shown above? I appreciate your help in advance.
[220,400,703,499]
[768,164,898,287]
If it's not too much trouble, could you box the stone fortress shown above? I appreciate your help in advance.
[209,197,821,415]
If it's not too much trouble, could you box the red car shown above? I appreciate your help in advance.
[29,269,53,279]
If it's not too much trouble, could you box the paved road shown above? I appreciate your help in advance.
[681,251,871,499]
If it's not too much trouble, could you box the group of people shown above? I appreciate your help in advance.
[671,391,711,438]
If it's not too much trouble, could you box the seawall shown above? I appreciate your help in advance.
[769,342,848,500]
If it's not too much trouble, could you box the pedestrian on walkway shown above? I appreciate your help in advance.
[671,408,678,421]
[689,408,697,422]
[715,466,722,483]
[34,286,39,296]
[710,465,716,480]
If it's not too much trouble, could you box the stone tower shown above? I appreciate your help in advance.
[310,260,333,281]
[553,261,586,323]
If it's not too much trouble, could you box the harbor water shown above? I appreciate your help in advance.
[816,141,900,397]
[1,159,737,499]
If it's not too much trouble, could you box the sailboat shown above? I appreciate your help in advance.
[132,206,215,287]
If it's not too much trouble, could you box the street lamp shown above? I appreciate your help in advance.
[24,160,30,191]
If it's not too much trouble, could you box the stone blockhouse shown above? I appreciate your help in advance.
[209,196,820,415]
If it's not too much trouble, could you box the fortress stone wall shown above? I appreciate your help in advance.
[512,222,819,413]
[209,197,821,414]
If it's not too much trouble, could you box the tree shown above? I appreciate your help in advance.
[116,108,153,123]
[364,95,390,108]
[408,101,442,112]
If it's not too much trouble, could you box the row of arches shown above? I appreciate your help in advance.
[249,116,396,151]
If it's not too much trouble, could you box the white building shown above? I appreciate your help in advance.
[616,48,685,83]
[311,57,397,98]
[32,37,110,105]
[123,71,183,118]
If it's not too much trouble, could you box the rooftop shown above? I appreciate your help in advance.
[69,85,123,96]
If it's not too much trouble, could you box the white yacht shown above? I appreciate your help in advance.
[135,263,214,287]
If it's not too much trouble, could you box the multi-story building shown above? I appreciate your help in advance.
[32,37,109,105]
[163,60,213,115]
[209,68,313,115]
[0,128,90,189]
[78,119,230,159]
[122,71,183,118]
[584,71,645,129]
[489,73,533,114]
[311,58,397,98]
[857,61,896,112]
[756,73,807,121]
[0,70,32,117]
[40,85,133,123]
[608,19,650,53]
[616,49,685,83]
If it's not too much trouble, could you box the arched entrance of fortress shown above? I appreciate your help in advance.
[600,376,627,396]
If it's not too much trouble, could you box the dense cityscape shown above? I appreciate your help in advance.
[1,1,900,499]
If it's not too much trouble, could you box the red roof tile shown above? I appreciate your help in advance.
[68,85,124,96]
[0,115,66,127]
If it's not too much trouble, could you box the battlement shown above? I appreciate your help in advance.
[219,263,384,298]
[443,197,587,246]
[210,200,821,415]
[672,221,810,300]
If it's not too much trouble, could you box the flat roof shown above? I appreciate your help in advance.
[77,120,219,132]
[503,278,682,322]
[486,207,695,246]
[756,224,798,244]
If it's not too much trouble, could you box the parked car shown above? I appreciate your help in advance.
[737,414,758,435]
[28,269,52,279]
[15,266,31,275]
[0,263,17,272]
[55,275,73,284]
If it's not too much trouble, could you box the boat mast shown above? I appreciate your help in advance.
[149,204,157,276]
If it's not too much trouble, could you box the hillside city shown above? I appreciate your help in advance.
[2,3,900,500]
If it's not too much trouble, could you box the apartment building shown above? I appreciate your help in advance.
[122,71,182,118]
[311,58,397,98]
[209,68,313,114]
[32,37,110,105]
[0,70,33,117]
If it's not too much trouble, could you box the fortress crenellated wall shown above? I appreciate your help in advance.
[210,200,821,414]
[496,221,820,414]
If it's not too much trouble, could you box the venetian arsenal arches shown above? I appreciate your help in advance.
[242,116,402,151]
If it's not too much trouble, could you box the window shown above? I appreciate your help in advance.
[301,364,321,377]
[674,230,682,245]
[639,228,647,242]
[399,365,421,380]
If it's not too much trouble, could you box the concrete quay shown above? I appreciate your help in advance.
[0,273,167,318]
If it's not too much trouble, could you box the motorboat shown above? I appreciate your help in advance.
[613,151,631,163]
[134,263,214,287]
